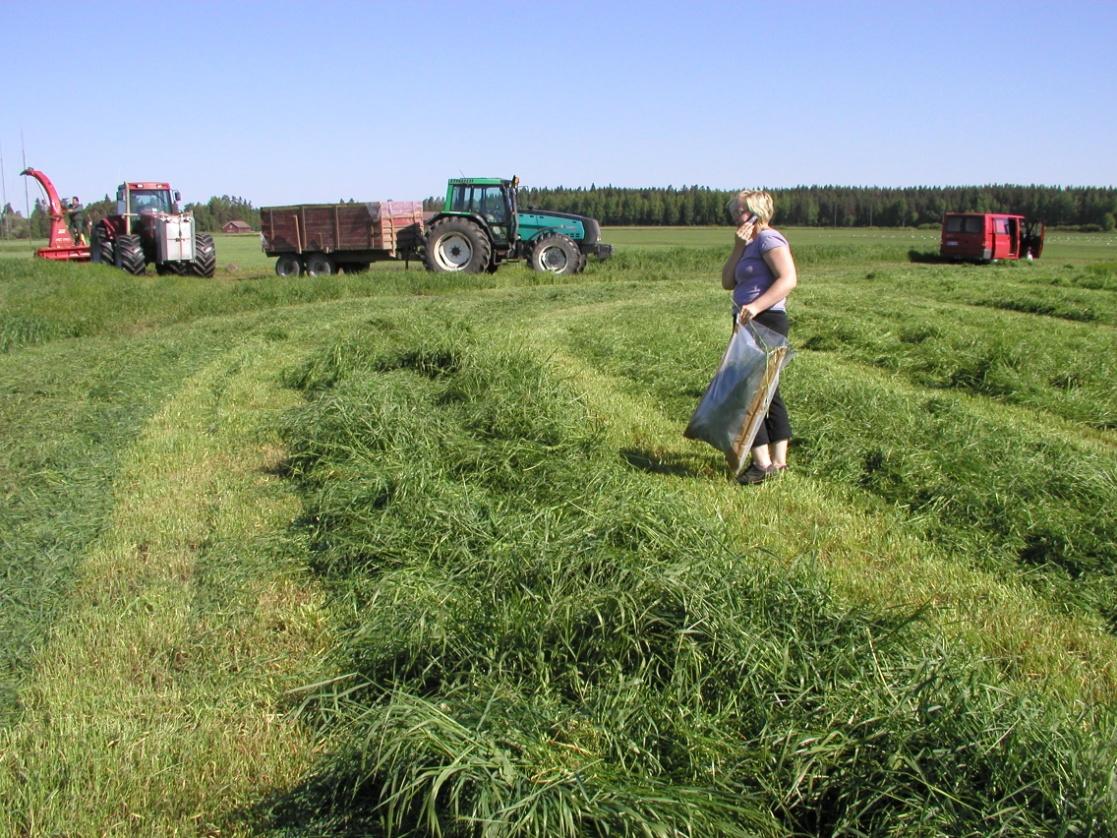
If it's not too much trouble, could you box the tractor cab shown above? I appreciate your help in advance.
[443,177,518,248]
[116,182,181,233]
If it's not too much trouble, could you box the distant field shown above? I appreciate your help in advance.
[2,229,1116,834]
[3,226,1114,269]
[606,226,1117,263]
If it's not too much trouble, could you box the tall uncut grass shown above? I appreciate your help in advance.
[268,318,1117,835]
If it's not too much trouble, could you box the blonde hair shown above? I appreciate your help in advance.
[727,190,775,229]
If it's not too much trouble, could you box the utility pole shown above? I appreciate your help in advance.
[21,130,30,218]
[0,140,7,239]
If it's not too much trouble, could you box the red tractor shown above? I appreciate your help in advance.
[90,181,216,276]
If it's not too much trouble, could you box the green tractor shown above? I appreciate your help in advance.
[424,177,613,275]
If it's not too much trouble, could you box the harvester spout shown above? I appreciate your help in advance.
[19,166,91,262]
[20,167,65,217]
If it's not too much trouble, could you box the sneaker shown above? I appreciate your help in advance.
[736,464,773,485]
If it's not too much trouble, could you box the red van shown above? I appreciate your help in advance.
[940,212,1046,261]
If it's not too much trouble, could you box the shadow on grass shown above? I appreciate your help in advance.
[621,447,709,478]
[907,249,952,264]
[237,768,388,837]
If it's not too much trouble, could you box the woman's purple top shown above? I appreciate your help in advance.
[732,228,790,311]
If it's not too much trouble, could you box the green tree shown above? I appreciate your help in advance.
[29,199,49,239]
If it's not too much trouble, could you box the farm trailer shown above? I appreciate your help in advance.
[259,201,428,276]
[940,212,1046,261]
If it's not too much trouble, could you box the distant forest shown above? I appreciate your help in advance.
[512,185,1117,230]
[4,185,1115,238]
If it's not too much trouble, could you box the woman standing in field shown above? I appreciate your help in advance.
[721,189,798,484]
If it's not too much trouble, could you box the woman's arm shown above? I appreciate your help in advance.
[739,245,798,320]
[721,220,755,290]
[721,240,746,289]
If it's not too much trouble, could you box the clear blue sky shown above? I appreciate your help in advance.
[2,1,1115,210]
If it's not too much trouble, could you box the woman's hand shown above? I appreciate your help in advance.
[737,303,760,324]
[735,218,757,243]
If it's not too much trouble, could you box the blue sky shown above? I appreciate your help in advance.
[2,1,1115,209]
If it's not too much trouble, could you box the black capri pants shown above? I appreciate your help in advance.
[732,307,792,447]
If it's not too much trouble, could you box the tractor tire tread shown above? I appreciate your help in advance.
[115,234,146,275]
[190,233,216,277]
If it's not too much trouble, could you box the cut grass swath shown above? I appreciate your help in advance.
[269,319,1117,835]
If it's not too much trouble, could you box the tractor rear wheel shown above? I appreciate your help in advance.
[530,234,580,275]
[424,217,491,273]
[275,254,302,277]
[190,233,216,277]
[114,234,146,275]
[91,224,114,264]
[305,253,334,276]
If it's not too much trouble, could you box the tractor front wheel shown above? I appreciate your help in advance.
[91,224,114,265]
[190,233,216,277]
[114,234,146,275]
[530,234,580,275]
[424,217,491,273]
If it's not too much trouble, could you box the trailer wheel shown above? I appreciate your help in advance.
[530,234,580,275]
[190,233,217,277]
[424,217,491,273]
[305,253,334,276]
[344,263,370,274]
[114,234,146,275]
[275,254,302,277]
[91,224,114,265]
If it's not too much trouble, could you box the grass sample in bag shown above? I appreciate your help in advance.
[683,319,793,474]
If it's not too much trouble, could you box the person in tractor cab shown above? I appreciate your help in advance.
[720,189,798,485]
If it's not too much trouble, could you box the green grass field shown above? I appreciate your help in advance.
[1,230,1116,835]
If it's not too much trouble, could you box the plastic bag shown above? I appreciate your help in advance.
[683,319,794,475]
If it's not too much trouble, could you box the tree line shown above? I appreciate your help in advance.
[1,195,261,239]
[513,184,1117,230]
[4,185,1116,239]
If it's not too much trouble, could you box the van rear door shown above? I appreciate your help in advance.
[941,213,986,259]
